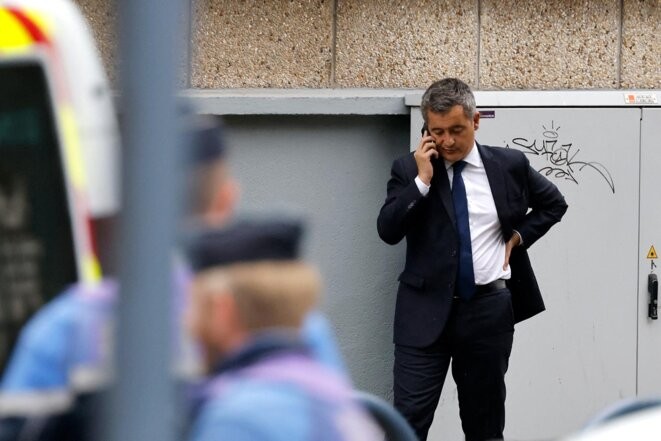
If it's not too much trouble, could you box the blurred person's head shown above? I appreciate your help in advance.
[183,115,239,227]
[94,112,239,274]
[184,218,319,372]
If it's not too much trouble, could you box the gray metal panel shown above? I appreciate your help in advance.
[427,108,641,441]
[411,94,660,153]
[638,108,661,396]
[406,90,661,108]
[223,115,408,399]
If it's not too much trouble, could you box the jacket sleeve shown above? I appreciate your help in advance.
[516,159,568,249]
[376,156,426,245]
[1,296,73,391]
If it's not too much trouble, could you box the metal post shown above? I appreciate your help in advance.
[108,0,183,439]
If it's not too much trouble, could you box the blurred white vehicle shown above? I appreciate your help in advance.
[562,399,661,441]
[0,0,119,370]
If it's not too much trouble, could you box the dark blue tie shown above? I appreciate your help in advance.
[452,161,475,300]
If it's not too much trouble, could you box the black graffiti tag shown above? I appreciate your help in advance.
[505,121,615,194]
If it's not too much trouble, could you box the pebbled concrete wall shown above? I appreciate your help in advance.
[479,0,620,89]
[621,0,661,88]
[76,0,660,89]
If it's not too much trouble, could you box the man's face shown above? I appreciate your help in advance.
[206,161,239,227]
[426,105,480,164]
[186,279,230,372]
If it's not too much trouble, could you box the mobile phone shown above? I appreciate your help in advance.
[420,123,428,136]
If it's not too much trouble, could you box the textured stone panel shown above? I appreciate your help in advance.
[480,0,620,89]
[75,0,118,85]
[335,0,478,88]
[192,0,333,88]
[621,0,660,89]
[75,0,190,87]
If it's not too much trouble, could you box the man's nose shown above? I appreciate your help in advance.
[438,133,455,147]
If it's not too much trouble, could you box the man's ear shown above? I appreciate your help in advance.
[210,290,251,354]
[208,177,240,225]
[211,290,237,328]
[473,111,480,131]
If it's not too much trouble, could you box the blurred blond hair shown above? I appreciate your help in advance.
[194,261,320,332]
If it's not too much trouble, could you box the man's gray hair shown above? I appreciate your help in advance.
[420,78,476,122]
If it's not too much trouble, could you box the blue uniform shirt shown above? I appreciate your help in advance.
[189,334,381,441]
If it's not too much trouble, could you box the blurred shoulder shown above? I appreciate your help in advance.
[192,382,309,441]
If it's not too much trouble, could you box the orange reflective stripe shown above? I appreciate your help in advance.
[0,7,50,50]
[0,8,33,48]
[5,7,49,44]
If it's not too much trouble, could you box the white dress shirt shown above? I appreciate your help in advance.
[415,143,511,284]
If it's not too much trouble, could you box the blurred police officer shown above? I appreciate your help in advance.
[185,218,381,441]
[0,113,239,440]
[0,112,347,440]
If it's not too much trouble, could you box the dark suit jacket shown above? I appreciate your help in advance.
[377,143,568,348]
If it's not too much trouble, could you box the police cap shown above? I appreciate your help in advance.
[185,115,227,165]
[185,217,304,273]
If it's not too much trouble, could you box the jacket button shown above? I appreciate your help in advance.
[450,249,457,257]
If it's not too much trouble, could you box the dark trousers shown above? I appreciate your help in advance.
[394,288,515,441]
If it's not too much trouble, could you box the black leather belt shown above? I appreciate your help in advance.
[454,279,507,300]
[476,278,507,295]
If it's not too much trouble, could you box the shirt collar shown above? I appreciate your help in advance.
[211,331,308,375]
[445,142,481,171]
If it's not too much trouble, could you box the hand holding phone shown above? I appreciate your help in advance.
[414,124,437,185]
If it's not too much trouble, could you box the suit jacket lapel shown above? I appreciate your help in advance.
[479,144,513,238]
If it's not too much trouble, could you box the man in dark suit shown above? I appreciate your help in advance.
[377,78,568,441]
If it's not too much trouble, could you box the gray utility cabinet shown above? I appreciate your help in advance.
[408,92,661,440]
